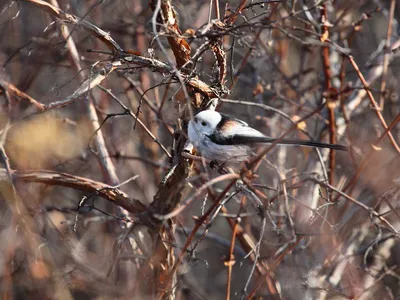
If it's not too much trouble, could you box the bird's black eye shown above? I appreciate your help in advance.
[201,121,207,126]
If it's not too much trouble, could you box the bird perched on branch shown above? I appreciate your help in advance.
[188,110,348,163]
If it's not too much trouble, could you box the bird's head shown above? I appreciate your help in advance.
[188,110,222,143]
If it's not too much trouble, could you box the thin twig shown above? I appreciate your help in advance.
[97,85,171,158]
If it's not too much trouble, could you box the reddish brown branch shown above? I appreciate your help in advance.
[320,4,337,195]
[348,56,400,153]
[225,195,245,300]
[158,0,191,68]
[225,216,239,300]
[0,79,46,111]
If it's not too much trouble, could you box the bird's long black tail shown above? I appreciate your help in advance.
[265,137,348,151]
[210,133,348,151]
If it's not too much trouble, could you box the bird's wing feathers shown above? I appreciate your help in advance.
[208,121,271,145]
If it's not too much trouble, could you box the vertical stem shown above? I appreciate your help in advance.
[214,0,220,20]
[378,0,396,109]
[320,5,337,195]
[225,195,245,300]
[49,0,119,186]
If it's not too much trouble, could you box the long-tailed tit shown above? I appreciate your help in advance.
[188,110,348,163]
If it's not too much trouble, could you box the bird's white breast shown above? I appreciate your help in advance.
[188,119,201,146]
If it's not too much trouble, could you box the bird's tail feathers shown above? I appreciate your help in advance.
[262,137,348,151]
[238,136,348,151]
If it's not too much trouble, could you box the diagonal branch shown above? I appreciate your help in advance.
[348,55,400,153]
[0,79,46,111]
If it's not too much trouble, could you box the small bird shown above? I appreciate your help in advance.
[188,110,348,163]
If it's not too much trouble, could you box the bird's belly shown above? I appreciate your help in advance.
[197,141,251,163]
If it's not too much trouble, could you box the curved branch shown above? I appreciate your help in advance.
[0,169,146,214]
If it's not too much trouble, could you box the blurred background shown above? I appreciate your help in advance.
[0,0,399,299]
